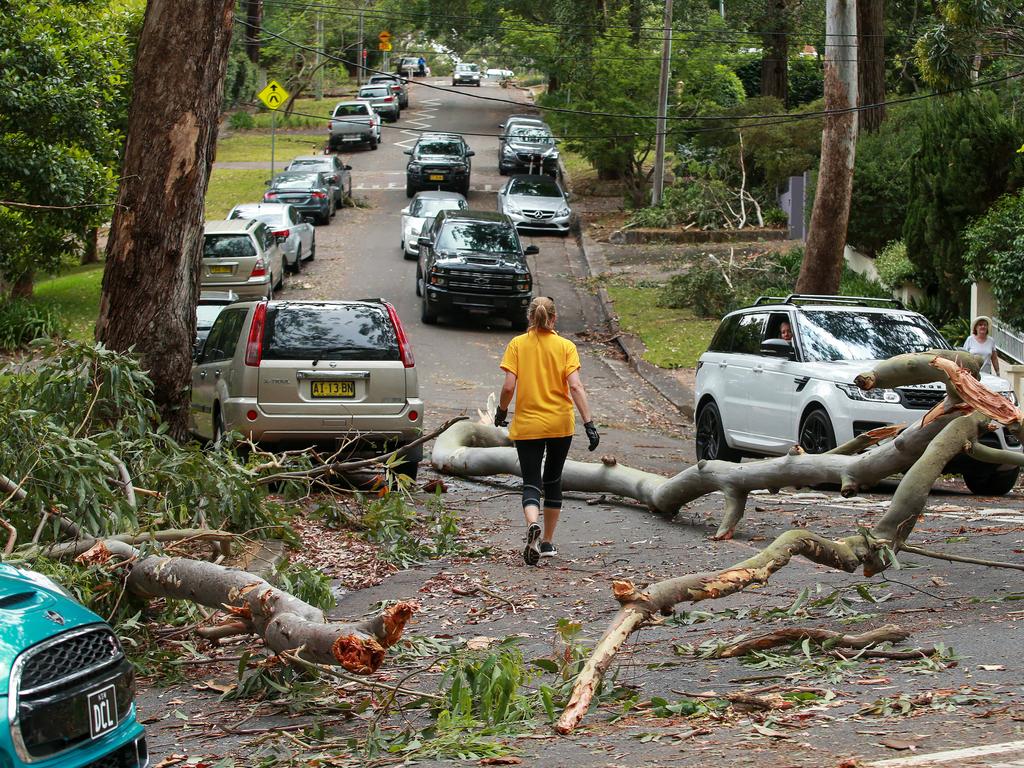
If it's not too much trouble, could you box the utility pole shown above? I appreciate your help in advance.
[315,8,324,100]
[796,0,858,294]
[357,7,364,86]
[651,0,674,206]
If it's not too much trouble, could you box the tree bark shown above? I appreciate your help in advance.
[760,0,790,104]
[81,226,99,265]
[857,0,886,132]
[10,270,33,299]
[797,0,858,294]
[96,0,235,438]
[245,0,263,65]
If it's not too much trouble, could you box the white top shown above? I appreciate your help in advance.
[963,334,996,373]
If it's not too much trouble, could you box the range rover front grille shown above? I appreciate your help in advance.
[897,388,945,410]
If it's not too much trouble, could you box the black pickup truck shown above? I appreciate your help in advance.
[415,210,537,330]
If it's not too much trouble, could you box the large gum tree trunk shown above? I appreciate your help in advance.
[760,0,790,104]
[796,0,858,294]
[96,0,235,438]
[857,0,886,132]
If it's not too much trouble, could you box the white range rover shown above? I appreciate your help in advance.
[693,295,1021,496]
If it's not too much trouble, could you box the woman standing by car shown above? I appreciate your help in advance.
[964,316,1001,375]
[495,297,600,565]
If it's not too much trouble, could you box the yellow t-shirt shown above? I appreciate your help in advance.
[499,329,581,440]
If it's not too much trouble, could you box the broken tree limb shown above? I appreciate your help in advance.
[126,554,415,673]
[900,544,1024,572]
[711,624,911,658]
[553,412,989,734]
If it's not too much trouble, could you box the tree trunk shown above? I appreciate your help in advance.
[10,270,33,299]
[796,0,858,294]
[96,0,235,438]
[81,226,99,265]
[245,0,262,65]
[760,0,789,103]
[857,0,886,132]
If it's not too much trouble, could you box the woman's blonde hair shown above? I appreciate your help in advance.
[527,296,556,331]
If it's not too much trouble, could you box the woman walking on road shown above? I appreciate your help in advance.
[495,297,600,565]
[964,316,1001,375]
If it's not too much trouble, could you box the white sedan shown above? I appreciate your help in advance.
[399,190,468,260]
[227,202,316,272]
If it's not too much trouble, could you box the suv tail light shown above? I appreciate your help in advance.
[311,191,327,199]
[328,120,333,130]
[249,257,268,278]
[264,192,278,200]
[273,228,290,238]
[245,302,267,367]
[384,301,415,368]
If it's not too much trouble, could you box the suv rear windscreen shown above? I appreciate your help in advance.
[359,88,389,98]
[262,305,400,361]
[204,235,256,259]
[333,104,369,116]
[799,310,950,362]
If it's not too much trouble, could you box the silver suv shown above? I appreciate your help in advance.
[693,295,1021,495]
[202,219,285,300]
[189,299,424,478]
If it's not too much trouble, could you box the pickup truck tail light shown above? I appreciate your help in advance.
[245,302,267,366]
[273,228,290,238]
[384,301,415,368]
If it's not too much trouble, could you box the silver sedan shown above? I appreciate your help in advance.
[227,202,316,272]
[496,174,573,234]
[400,190,468,260]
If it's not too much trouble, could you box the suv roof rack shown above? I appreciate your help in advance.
[752,294,905,309]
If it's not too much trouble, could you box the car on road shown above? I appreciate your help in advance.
[497,174,572,234]
[497,115,545,161]
[195,290,239,357]
[227,202,315,273]
[400,190,468,260]
[499,122,559,176]
[356,84,401,122]
[404,133,475,198]
[397,56,428,77]
[452,62,481,86]
[263,171,335,225]
[202,219,285,300]
[328,100,380,151]
[693,294,1022,495]
[486,68,515,80]
[367,73,409,109]
[0,563,148,768]
[284,155,353,209]
[416,209,538,329]
[189,299,424,479]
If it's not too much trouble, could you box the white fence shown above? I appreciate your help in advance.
[992,317,1024,365]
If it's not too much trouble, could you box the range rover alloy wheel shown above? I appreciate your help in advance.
[799,408,837,454]
[695,401,740,462]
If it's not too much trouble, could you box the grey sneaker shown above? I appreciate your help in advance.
[523,523,542,566]
[540,541,557,558]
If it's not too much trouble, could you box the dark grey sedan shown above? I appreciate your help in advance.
[264,171,335,225]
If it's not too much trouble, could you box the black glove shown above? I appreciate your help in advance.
[584,421,600,451]
[494,407,508,427]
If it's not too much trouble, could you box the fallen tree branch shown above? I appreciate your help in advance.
[111,456,136,509]
[711,624,911,658]
[0,472,27,502]
[900,544,1024,572]
[282,650,442,700]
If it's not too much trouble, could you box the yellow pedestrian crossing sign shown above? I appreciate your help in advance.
[378,41,392,51]
[257,79,290,110]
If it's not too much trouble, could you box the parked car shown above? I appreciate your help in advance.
[0,563,148,767]
[284,155,352,208]
[189,299,424,478]
[497,115,546,161]
[452,62,481,86]
[356,84,400,122]
[400,190,468,260]
[397,56,428,77]
[227,202,315,273]
[486,68,515,80]
[497,174,572,234]
[499,123,559,176]
[195,289,239,356]
[693,295,1022,495]
[416,209,537,329]
[202,219,285,300]
[328,100,379,151]
[404,133,474,198]
[264,171,335,225]
[367,73,409,109]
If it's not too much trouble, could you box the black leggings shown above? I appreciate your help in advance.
[515,436,572,510]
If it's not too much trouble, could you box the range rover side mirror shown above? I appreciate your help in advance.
[760,338,795,359]
[524,245,540,255]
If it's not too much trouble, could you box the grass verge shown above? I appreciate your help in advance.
[34,263,105,343]
[205,168,274,218]
[215,132,326,163]
[604,282,717,369]
[249,97,340,130]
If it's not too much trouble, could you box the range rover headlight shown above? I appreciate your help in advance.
[836,383,901,403]
[999,390,1018,406]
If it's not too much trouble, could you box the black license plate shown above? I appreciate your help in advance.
[88,684,118,739]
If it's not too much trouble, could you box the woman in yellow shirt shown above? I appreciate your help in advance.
[496,296,599,565]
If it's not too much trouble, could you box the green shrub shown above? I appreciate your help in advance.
[0,299,66,351]
[223,50,259,108]
[228,110,256,130]
[659,269,737,318]
[763,206,788,228]
[874,240,916,290]
[903,91,1024,314]
[963,189,1024,329]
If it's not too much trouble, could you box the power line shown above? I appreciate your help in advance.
[238,19,1024,126]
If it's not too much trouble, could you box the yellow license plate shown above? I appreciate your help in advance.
[209,265,233,274]
[429,174,445,181]
[311,380,355,398]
